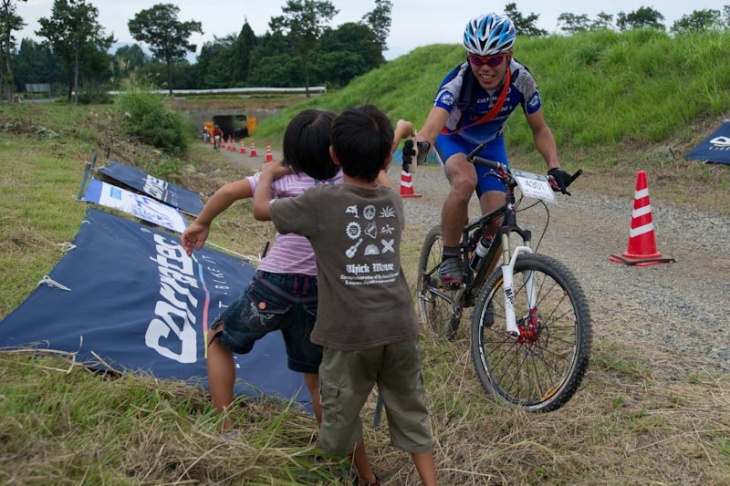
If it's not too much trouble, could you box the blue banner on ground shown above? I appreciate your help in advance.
[685,121,730,164]
[0,208,311,411]
[98,161,205,216]
[83,178,188,233]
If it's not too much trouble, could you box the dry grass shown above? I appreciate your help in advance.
[2,104,730,485]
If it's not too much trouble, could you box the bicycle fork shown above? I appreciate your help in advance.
[498,234,536,337]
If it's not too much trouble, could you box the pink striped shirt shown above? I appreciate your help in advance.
[248,169,343,275]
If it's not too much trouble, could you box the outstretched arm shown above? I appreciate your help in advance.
[181,179,252,256]
[416,106,450,147]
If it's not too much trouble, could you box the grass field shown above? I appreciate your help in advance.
[2,29,730,484]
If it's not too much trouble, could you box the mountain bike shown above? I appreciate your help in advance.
[415,144,592,412]
[214,135,221,152]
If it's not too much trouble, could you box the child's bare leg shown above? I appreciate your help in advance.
[206,330,235,429]
[412,450,437,486]
[352,440,377,484]
[303,372,322,424]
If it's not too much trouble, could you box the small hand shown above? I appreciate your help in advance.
[260,159,292,180]
[181,222,210,256]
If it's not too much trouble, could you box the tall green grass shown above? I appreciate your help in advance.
[256,29,730,152]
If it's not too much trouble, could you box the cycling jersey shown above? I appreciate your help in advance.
[433,59,542,146]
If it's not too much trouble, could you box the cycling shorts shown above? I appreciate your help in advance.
[435,133,509,198]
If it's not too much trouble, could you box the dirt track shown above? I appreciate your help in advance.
[220,145,730,373]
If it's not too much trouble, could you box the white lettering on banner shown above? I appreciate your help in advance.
[145,233,199,363]
[710,136,730,147]
[143,175,168,200]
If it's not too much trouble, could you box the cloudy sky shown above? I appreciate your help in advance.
[14,1,730,60]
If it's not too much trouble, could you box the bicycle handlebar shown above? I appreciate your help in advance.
[466,143,582,195]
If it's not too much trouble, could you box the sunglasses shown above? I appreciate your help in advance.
[467,53,506,68]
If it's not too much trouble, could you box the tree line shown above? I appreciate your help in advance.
[2,1,730,103]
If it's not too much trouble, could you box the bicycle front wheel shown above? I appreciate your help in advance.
[416,225,462,339]
[471,253,592,412]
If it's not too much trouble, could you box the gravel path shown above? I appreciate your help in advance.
[395,164,730,373]
[225,149,730,372]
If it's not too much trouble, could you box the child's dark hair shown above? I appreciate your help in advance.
[331,105,394,182]
[283,109,338,180]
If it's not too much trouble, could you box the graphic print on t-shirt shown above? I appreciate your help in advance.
[341,203,398,286]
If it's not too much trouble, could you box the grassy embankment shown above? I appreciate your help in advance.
[1,29,730,484]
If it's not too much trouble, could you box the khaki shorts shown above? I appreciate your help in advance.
[318,339,433,456]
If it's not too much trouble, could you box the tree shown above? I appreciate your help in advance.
[616,7,665,31]
[230,20,258,86]
[0,0,26,101]
[270,0,338,97]
[247,31,300,87]
[361,0,391,55]
[589,12,614,31]
[671,9,723,34]
[504,2,547,37]
[12,37,66,94]
[313,22,382,87]
[557,13,590,35]
[195,34,237,88]
[37,0,114,103]
[128,3,202,94]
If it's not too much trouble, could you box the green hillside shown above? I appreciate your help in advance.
[258,28,730,152]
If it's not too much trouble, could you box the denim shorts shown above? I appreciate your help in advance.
[211,271,322,374]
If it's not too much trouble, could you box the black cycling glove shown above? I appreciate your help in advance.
[548,167,573,195]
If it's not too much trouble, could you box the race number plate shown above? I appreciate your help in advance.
[512,169,555,202]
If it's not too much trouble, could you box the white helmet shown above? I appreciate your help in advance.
[463,14,516,56]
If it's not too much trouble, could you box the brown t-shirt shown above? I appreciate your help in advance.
[270,183,419,351]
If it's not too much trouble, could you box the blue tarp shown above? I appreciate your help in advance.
[0,208,312,411]
[685,121,730,164]
[98,161,205,216]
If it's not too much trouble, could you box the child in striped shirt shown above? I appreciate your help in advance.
[182,109,341,429]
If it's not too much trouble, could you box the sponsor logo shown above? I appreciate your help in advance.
[145,234,200,364]
[440,93,455,107]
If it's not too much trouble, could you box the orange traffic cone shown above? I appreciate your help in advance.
[265,142,273,162]
[239,140,246,154]
[399,169,421,198]
[250,141,257,157]
[609,170,674,266]
[228,137,235,151]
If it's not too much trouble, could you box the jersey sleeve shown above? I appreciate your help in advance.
[513,66,542,115]
[433,64,467,111]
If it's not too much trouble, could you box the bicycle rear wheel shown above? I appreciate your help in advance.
[471,253,592,412]
[416,225,463,340]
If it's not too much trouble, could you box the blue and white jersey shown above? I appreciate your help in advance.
[433,59,542,145]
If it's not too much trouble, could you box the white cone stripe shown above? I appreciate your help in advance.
[629,222,654,238]
[632,205,652,218]
[635,188,649,199]
[401,181,414,188]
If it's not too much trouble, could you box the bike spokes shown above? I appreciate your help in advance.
[471,254,592,412]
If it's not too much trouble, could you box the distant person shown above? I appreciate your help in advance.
[181,109,341,430]
[212,125,223,151]
[415,13,573,287]
[253,105,437,486]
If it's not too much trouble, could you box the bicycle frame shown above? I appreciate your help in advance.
[467,151,540,337]
[416,148,590,411]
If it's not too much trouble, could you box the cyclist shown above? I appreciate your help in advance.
[416,13,573,287]
[212,124,223,151]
